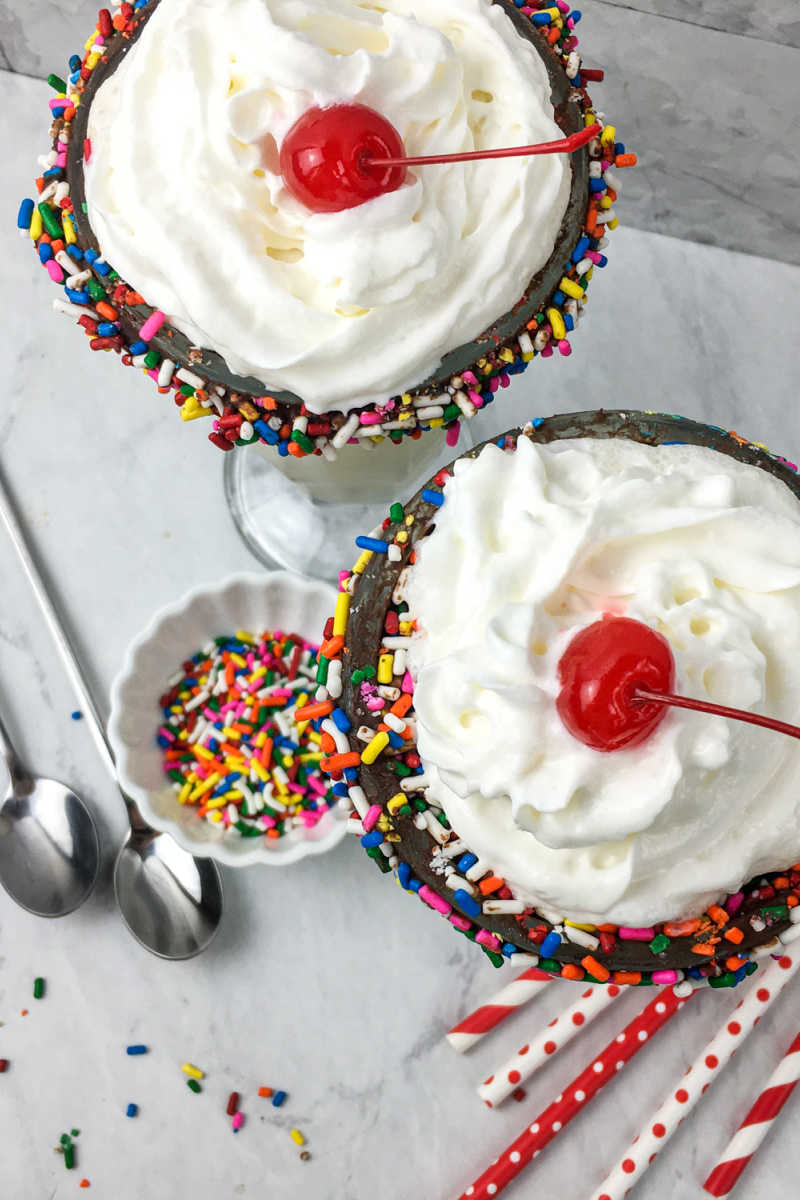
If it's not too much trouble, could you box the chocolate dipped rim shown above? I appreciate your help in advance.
[39,0,619,453]
[331,410,800,986]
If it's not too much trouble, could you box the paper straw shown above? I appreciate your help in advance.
[703,1028,800,1196]
[456,985,689,1200]
[478,983,625,1107]
[588,951,799,1200]
[445,966,552,1053]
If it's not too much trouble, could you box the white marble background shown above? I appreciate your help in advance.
[2,31,800,1200]
[1,0,799,263]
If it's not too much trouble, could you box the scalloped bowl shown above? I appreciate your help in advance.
[108,571,347,868]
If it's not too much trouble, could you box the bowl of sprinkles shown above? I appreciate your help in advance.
[109,571,348,866]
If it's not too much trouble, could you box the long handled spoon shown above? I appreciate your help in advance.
[0,466,223,958]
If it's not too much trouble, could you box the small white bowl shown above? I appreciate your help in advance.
[108,571,347,868]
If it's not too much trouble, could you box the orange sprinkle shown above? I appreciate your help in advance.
[615,152,638,168]
[320,636,344,658]
[224,661,235,688]
[581,955,611,983]
[478,875,505,896]
[20,1009,28,1016]
[773,876,790,890]
[321,752,361,772]
[95,301,118,321]
[596,924,618,933]
[295,700,333,721]
[691,942,716,957]
[259,738,274,768]
[266,829,280,839]
[788,895,798,908]
[258,1086,273,1098]
[125,290,146,305]
[613,971,642,986]
[51,238,65,254]
[724,926,745,945]
[319,732,336,755]
[79,1181,90,1189]
[262,396,278,410]
[287,442,304,458]
[561,963,585,981]
[663,919,701,938]
[726,956,749,972]
[390,694,414,718]
[707,905,729,926]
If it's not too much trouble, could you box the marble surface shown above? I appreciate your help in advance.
[3,65,800,1199]
[1,1,800,265]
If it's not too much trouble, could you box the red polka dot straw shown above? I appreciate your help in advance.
[445,967,553,1053]
[478,984,625,1107]
[703,1027,800,1197]
[588,951,799,1200]
[457,986,688,1199]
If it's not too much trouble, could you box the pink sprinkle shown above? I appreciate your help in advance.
[446,421,460,448]
[586,250,604,264]
[652,970,680,985]
[46,259,64,283]
[146,368,160,382]
[366,697,384,712]
[401,671,414,694]
[338,571,350,589]
[476,929,502,951]
[489,377,499,394]
[449,914,472,931]
[231,1113,244,1132]
[558,339,572,357]
[419,885,452,916]
[725,892,745,916]
[138,310,166,341]
[56,152,67,168]
[556,0,570,11]
[158,727,176,743]
[306,775,327,797]
[462,370,478,386]
[498,373,511,389]
[48,97,65,110]
[541,344,554,358]
[286,782,305,796]
[259,815,277,829]
[619,926,656,941]
[468,390,483,408]
[362,804,382,833]
[359,412,384,426]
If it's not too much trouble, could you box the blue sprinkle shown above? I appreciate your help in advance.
[501,942,518,957]
[454,889,480,918]
[97,321,119,338]
[156,735,170,749]
[355,536,389,554]
[128,339,148,356]
[66,244,84,262]
[69,54,82,72]
[540,931,562,958]
[408,877,423,893]
[532,11,551,24]
[563,314,575,332]
[551,289,565,306]
[457,853,478,874]
[64,287,89,305]
[589,178,607,194]
[532,417,545,428]
[126,1103,138,1118]
[421,489,444,507]
[343,767,358,783]
[686,966,704,981]
[331,782,349,797]
[571,236,590,264]
[94,259,111,276]
[71,711,82,721]
[254,419,279,445]
[84,247,99,264]
[126,1044,148,1056]
[43,167,65,180]
[39,242,53,264]
[331,708,351,733]
[277,440,290,457]
[361,831,384,849]
[397,861,412,889]
[387,731,404,749]
[571,9,582,22]
[17,198,34,230]
[271,1091,287,1108]
[614,142,626,156]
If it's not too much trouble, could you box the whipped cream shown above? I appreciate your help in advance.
[406,436,800,926]
[84,0,570,413]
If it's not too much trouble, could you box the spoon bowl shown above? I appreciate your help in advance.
[113,804,223,959]
[0,774,99,917]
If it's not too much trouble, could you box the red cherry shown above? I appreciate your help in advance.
[556,616,675,752]
[279,103,407,214]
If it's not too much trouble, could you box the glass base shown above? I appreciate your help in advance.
[225,427,469,580]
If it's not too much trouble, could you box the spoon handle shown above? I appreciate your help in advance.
[0,465,116,779]
[0,704,28,786]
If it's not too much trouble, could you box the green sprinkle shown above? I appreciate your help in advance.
[362,665,376,680]
[33,977,45,1000]
[538,958,560,973]
[649,933,671,956]
[482,948,505,968]
[351,669,365,685]
[179,383,195,397]
[366,847,391,872]
[143,350,161,369]
[86,278,106,302]
[63,1144,75,1170]
[60,1134,71,1147]
[187,1078,202,1093]
[37,202,63,239]
[443,403,461,422]
[399,804,412,817]
[389,503,404,523]
[708,971,737,989]
[760,904,789,919]
[47,73,67,93]
[70,1129,80,1138]
[291,430,314,454]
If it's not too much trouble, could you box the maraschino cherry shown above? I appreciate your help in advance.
[280,103,407,214]
[280,102,603,214]
[557,614,800,752]
[556,616,674,752]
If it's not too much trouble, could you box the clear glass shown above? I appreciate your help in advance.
[225,426,470,580]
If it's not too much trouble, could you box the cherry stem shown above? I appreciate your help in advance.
[634,689,800,743]
[365,122,601,169]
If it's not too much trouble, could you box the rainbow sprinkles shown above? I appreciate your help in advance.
[17,0,633,456]
[315,411,800,989]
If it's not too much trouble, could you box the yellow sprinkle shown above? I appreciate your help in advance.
[182,1063,204,1079]
[204,796,228,811]
[221,728,241,742]
[600,194,613,210]
[234,630,255,643]
[565,920,597,932]
[255,731,268,748]
[398,621,413,636]
[63,213,76,245]
[607,218,620,230]
[223,756,246,770]
[499,347,515,363]
[208,810,222,824]
[192,745,215,761]
[86,51,100,70]
[377,654,394,685]
[189,773,220,802]
[251,759,269,783]
[396,531,408,545]
[388,793,407,813]
[178,782,192,805]
[361,731,389,765]
[404,515,415,527]
[229,653,247,668]
[29,208,43,241]
[377,815,392,833]
[584,266,594,282]
[181,396,209,421]
[600,124,616,145]
[333,592,350,637]
[559,276,585,301]
[298,751,324,763]
[290,1129,306,1147]
[546,307,566,341]
[428,417,444,428]
[306,731,321,746]
[353,549,373,575]
[398,410,413,422]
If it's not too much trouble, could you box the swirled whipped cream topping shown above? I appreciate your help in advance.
[84,0,570,413]
[406,436,800,926]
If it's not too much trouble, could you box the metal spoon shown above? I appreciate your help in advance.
[0,467,223,958]
[0,704,99,917]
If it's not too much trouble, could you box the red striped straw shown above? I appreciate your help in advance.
[456,986,690,1199]
[703,1029,800,1196]
[445,966,552,1053]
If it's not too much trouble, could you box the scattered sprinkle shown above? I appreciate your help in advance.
[33,977,45,1000]
[126,1045,147,1056]
[272,1090,287,1108]
[181,1063,204,1080]
[186,1079,202,1094]
[126,1104,138,1118]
